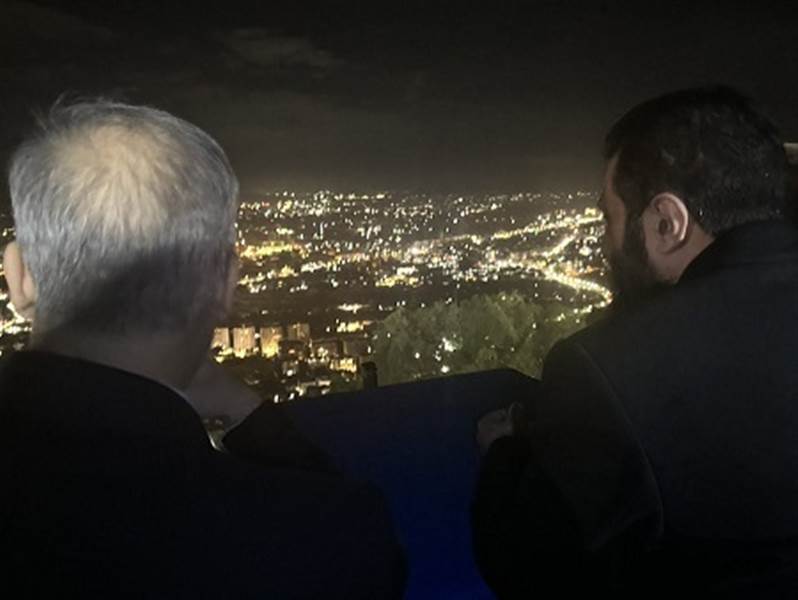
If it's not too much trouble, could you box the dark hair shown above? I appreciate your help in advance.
[604,86,790,235]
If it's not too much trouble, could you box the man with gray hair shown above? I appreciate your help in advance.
[0,100,406,598]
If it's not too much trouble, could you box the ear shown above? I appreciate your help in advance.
[643,193,691,254]
[2,241,37,320]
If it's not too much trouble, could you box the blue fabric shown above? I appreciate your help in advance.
[285,369,540,600]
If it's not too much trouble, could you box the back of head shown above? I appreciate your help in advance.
[8,100,239,337]
[605,86,791,235]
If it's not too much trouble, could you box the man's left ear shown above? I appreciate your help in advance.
[2,241,37,321]
[644,193,691,254]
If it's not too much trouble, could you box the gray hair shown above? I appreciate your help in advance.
[8,99,240,335]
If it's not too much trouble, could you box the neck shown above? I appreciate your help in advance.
[673,230,715,282]
[30,327,211,391]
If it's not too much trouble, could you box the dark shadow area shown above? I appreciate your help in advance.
[282,369,540,600]
[787,143,798,207]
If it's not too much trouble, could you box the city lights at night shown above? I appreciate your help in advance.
[0,187,610,394]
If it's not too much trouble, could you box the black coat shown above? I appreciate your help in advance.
[473,220,798,598]
[0,350,406,599]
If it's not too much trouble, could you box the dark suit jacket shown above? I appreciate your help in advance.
[0,350,406,598]
[473,220,798,598]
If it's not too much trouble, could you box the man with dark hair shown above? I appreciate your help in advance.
[602,86,792,309]
[472,87,798,597]
[0,100,406,598]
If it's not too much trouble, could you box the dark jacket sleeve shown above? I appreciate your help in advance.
[222,402,339,474]
[223,404,407,597]
[472,339,663,597]
[333,484,409,599]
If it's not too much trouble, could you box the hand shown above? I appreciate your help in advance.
[476,402,526,455]
[184,357,263,431]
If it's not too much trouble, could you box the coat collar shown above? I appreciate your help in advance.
[680,220,798,283]
[0,350,210,447]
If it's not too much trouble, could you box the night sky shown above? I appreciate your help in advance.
[2,1,798,201]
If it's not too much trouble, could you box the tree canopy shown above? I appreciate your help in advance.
[371,292,588,385]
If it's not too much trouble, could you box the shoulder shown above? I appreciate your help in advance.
[201,452,407,597]
[534,299,679,424]
[215,448,401,537]
[547,283,700,379]
[207,447,392,523]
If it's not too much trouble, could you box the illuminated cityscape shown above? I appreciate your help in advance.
[0,190,611,399]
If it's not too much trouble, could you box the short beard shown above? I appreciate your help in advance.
[608,215,671,313]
